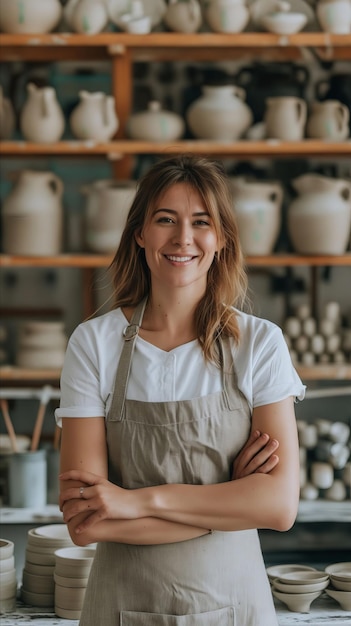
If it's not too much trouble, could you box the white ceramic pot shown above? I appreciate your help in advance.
[20,83,65,143]
[316,0,351,33]
[164,0,202,33]
[107,0,166,28]
[127,101,185,141]
[0,86,16,139]
[63,0,109,34]
[82,179,137,253]
[70,91,119,141]
[264,96,307,140]
[287,174,351,255]
[0,0,62,33]
[306,100,350,140]
[2,170,64,255]
[230,178,283,255]
[186,84,253,140]
[205,0,250,33]
[16,321,67,369]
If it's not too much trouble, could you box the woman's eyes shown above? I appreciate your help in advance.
[156,217,211,226]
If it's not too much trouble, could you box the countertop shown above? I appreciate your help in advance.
[1,596,350,626]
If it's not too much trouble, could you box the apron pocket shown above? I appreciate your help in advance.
[120,605,235,625]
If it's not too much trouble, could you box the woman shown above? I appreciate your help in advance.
[57,155,305,626]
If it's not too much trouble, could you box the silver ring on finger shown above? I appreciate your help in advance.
[79,486,85,499]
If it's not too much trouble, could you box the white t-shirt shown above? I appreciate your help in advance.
[55,308,305,426]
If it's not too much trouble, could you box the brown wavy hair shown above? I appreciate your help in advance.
[110,155,248,363]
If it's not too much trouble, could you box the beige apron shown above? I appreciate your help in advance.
[79,299,278,626]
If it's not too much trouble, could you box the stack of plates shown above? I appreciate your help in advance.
[0,538,17,612]
[325,562,351,611]
[54,546,96,620]
[269,568,329,613]
[21,524,74,608]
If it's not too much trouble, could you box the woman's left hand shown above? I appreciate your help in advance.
[232,430,279,480]
[59,470,142,531]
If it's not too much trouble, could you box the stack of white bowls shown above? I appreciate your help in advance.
[21,524,74,608]
[325,561,351,611]
[0,539,17,612]
[54,546,96,619]
[270,568,329,613]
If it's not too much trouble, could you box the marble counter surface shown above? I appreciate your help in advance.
[1,595,350,626]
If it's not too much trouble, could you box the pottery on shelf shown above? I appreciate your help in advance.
[0,0,62,34]
[230,178,283,255]
[272,588,322,612]
[2,170,64,255]
[186,84,253,140]
[0,86,16,140]
[164,0,202,33]
[107,0,166,28]
[116,1,151,33]
[287,174,351,255]
[70,91,119,141]
[325,589,351,611]
[316,0,351,34]
[0,540,16,613]
[205,0,250,33]
[63,0,109,34]
[127,101,185,141]
[264,96,307,140]
[316,72,351,131]
[20,83,65,143]
[16,321,67,369]
[260,1,307,33]
[306,100,350,140]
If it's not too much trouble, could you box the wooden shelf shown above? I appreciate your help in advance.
[296,365,351,380]
[1,139,351,159]
[1,253,351,269]
[297,500,351,523]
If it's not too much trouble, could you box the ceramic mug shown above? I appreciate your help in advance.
[311,461,334,489]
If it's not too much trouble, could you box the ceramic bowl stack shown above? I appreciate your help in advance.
[21,524,74,608]
[270,568,329,613]
[0,539,17,612]
[325,562,351,611]
[54,546,96,619]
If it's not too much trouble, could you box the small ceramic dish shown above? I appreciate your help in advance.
[266,564,316,583]
[272,577,329,594]
[331,578,351,592]
[325,562,351,579]
[278,570,329,584]
[325,589,351,611]
[261,11,307,34]
[272,589,322,613]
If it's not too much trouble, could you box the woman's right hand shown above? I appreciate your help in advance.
[232,430,279,480]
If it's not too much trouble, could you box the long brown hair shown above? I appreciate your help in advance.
[110,155,248,363]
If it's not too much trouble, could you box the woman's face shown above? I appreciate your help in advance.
[135,183,220,296]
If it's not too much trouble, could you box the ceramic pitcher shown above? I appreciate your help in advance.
[287,174,351,255]
[306,100,350,140]
[127,101,185,141]
[2,170,64,255]
[0,0,62,33]
[316,0,351,34]
[70,91,119,141]
[63,0,109,34]
[164,0,202,33]
[186,84,253,140]
[0,86,16,140]
[264,96,307,140]
[230,178,284,255]
[204,0,250,33]
[20,83,65,143]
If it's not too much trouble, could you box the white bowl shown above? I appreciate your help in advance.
[0,555,15,572]
[325,588,351,611]
[22,569,55,594]
[331,578,351,592]
[21,587,54,608]
[272,577,329,594]
[0,539,14,560]
[54,572,88,588]
[25,561,55,576]
[266,564,316,583]
[55,584,86,610]
[25,549,56,566]
[325,562,351,579]
[0,579,17,600]
[34,525,72,542]
[54,547,96,566]
[0,596,16,612]
[278,570,329,584]
[261,12,307,34]
[0,568,17,585]
[55,605,82,620]
[272,589,322,612]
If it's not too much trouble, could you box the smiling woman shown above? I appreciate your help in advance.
[56,155,305,626]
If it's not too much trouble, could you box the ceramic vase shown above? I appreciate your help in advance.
[63,0,109,34]
[264,96,307,140]
[316,0,351,34]
[186,84,253,140]
[230,178,284,255]
[20,83,65,143]
[2,170,64,255]
[70,91,119,141]
[164,0,202,33]
[306,100,350,140]
[0,0,62,33]
[287,174,351,255]
[205,0,250,33]
[127,101,185,141]
[0,86,16,139]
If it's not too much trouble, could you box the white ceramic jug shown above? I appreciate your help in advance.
[20,83,65,143]
[107,0,166,28]
[306,100,350,140]
[164,0,202,33]
[63,0,109,34]
[230,178,284,255]
[2,170,64,255]
[127,101,185,141]
[0,0,62,33]
[186,84,253,140]
[287,174,351,255]
[316,0,351,34]
[82,179,137,253]
[264,96,307,140]
[205,0,250,33]
[0,86,16,140]
[70,91,119,141]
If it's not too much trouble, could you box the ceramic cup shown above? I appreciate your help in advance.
[311,462,334,489]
